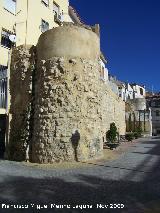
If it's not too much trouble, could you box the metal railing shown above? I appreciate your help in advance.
[0,65,7,109]
[1,33,12,49]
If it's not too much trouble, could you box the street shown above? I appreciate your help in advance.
[0,137,160,213]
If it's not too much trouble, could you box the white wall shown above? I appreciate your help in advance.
[132,85,145,99]
[100,59,108,83]
[119,86,126,101]
[126,83,134,100]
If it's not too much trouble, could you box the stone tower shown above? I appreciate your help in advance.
[31,24,103,163]
[8,23,126,163]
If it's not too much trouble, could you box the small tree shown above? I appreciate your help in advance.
[125,133,134,141]
[135,126,143,138]
[128,113,132,132]
[106,123,118,143]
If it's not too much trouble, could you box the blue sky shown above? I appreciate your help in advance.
[70,0,160,92]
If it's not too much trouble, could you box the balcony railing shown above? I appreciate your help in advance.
[1,34,12,49]
[0,65,7,109]
[54,12,62,24]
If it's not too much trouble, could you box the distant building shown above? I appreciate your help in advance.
[131,83,146,99]
[99,52,108,83]
[108,79,135,101]
[108,80,151,135]
[125,84,151,136]
[117,82,146,102]
[146,94,160,135]
[125,83,134,100]
[117,83,126,101]
[126,98,152,136]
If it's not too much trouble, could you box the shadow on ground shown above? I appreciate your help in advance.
[0,173,160,213]
[0,138,160,213]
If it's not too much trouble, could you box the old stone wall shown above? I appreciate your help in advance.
[31,57,126,163]
[32,57,103,163]
[8,45,35,161]
[9,24,126,163]
[101,83,126,137]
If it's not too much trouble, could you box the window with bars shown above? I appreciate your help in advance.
[0,79,7,108]
[41,19,49,33]
[1,29,13,49]
[140,88,144,95]
[0,65,7,79]
[156,110,160,116]
[0,65,7,109]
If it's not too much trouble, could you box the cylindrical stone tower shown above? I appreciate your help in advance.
[31,24,103,163]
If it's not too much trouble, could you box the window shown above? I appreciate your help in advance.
[0,65,7,108]
[4,0,16,14]
[53,1,60,15]
[0,65,7,79]
[155,101,160,107]
[41,19,49,33]
[156,110,160,116]
[140,88,144,95]
[151,101,156,107]
[1,29,13,49]
[41,0,49,7]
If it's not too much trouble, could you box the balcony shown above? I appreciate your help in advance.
[1,30,13,49]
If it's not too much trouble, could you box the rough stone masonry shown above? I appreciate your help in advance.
[8,23,126,163]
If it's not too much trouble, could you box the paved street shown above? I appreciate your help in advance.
[0,137,160,213]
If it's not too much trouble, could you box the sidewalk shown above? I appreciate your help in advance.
[22,138,141,170]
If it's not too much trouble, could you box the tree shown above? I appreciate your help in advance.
[106,123,118,143]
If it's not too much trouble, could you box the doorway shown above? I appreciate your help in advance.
[0,115,6,158]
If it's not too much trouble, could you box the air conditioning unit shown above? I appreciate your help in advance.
[54,12,62,24]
